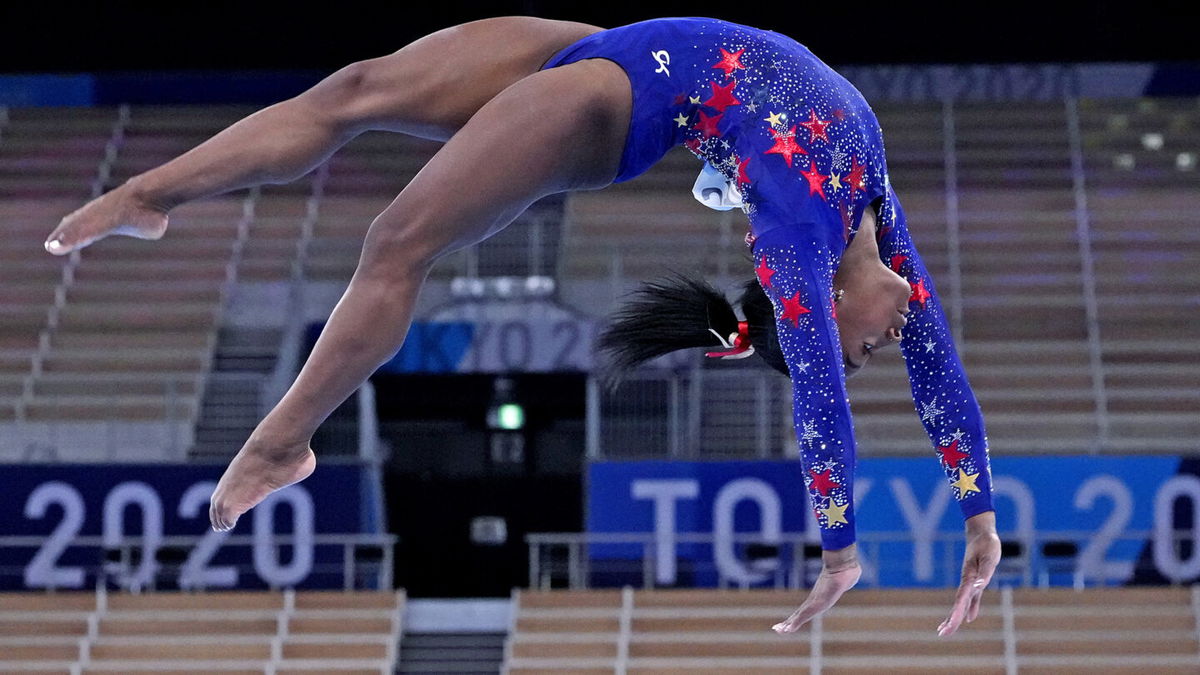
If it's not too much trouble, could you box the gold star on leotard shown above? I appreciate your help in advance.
[822,501,849,526]
[764,111,784,126]
[951,468,981,498]
[673,112,690,127]
[689,94,702,105]
[827,172,843,191]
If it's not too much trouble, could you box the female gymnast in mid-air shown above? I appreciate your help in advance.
[44,16,999,636]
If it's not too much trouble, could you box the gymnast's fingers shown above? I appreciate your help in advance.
[938,575,980,637]
[967,586,984,623]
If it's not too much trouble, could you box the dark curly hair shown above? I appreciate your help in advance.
[596,273,787,383]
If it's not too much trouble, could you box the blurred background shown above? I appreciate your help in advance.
[0,2,1196,674]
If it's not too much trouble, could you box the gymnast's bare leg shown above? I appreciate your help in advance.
[45,17,601,252]
[42,17,628,530]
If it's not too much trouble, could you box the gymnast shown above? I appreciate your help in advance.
[43,16,1000,636]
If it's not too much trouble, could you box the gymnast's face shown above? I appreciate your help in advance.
[834,266,910,376]
[833,212,911,377]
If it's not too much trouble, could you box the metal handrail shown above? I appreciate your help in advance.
[1001,586,1018,675]
[16,382,201,462]
[525,529,1197,590]
[192,186,261,449]
[263,165,327,414]
[0,532,397,592]
[941,98,966,347]
[614,586,633,675]
[1064,97,1110,454]
[1191,585,1200,651]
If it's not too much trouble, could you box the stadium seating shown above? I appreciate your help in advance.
[0,107,113,431]
[1080,98,1200,451]
[0,589,403,674]
[504,587,1200,673]
[0,98,1195,459]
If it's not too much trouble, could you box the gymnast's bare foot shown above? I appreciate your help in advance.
[44,181,170,255]
[209,437,317,531]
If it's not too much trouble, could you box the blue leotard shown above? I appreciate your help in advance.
[544,18,994,550]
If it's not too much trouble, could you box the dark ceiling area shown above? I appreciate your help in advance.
[1,1,1194,74]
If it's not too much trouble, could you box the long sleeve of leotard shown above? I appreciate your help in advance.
[751,220,859,551]
[749,189,994,550]
[877,187,994,519]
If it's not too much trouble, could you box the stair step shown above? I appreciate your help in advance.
[201,396,261,403]
[189,327,282,462]
[398,632,505,673]
[189,445,239,457]
[400,647,504,661]
[198,410,259,416]
[194,431,254,440]
[396,666,498,674]
[402,634,507,649]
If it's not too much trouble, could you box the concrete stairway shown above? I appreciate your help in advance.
[398,632,505,674]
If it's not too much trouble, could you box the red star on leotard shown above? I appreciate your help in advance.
[712,48,746,76]
[845,156,868,199]
[909,277,931,308]
[684,138,703,155]
[890,254,908,273]
[703,80,741,113]
[755,255,775,288]
[809,469,841,496]
[779,291,810,327]
[763,125,805,168]
[736,157,752,186]
[800,161,828,201]
[799,109,832,144]
[832,108,846,120]
[693,110,723,139]
[937,439,970,469]
[673,92,689,106]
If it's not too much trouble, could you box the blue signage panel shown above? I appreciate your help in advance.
[0,75,95,106]
[0,464,371,591]
[310,318,599,374]
[588,456,1191,587]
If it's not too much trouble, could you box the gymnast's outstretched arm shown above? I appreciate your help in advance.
[877,188,1000,635]
[748,225,864,634]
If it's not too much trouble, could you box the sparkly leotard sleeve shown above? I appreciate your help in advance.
[876,186,995,525]
[543,17,994,549]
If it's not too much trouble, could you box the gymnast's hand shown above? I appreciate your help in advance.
[772,543,861,634]
[44,181,169,255]
[939,511,1001,637]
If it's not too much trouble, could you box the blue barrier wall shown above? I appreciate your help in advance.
[0,464,372,590]
[587,456,1196,587]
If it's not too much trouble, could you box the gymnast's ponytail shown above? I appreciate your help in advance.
[596,273,788,384]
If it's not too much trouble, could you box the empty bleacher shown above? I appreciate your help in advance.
[0,107,115,431]
[564,98,1199,457]
[504,587,1200,674]
[1,97,1195,459]
[1080,98,1200,450]
[0,106,324,460]
[0,589,403,674]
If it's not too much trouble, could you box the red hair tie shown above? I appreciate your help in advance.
[705,321,755,359]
